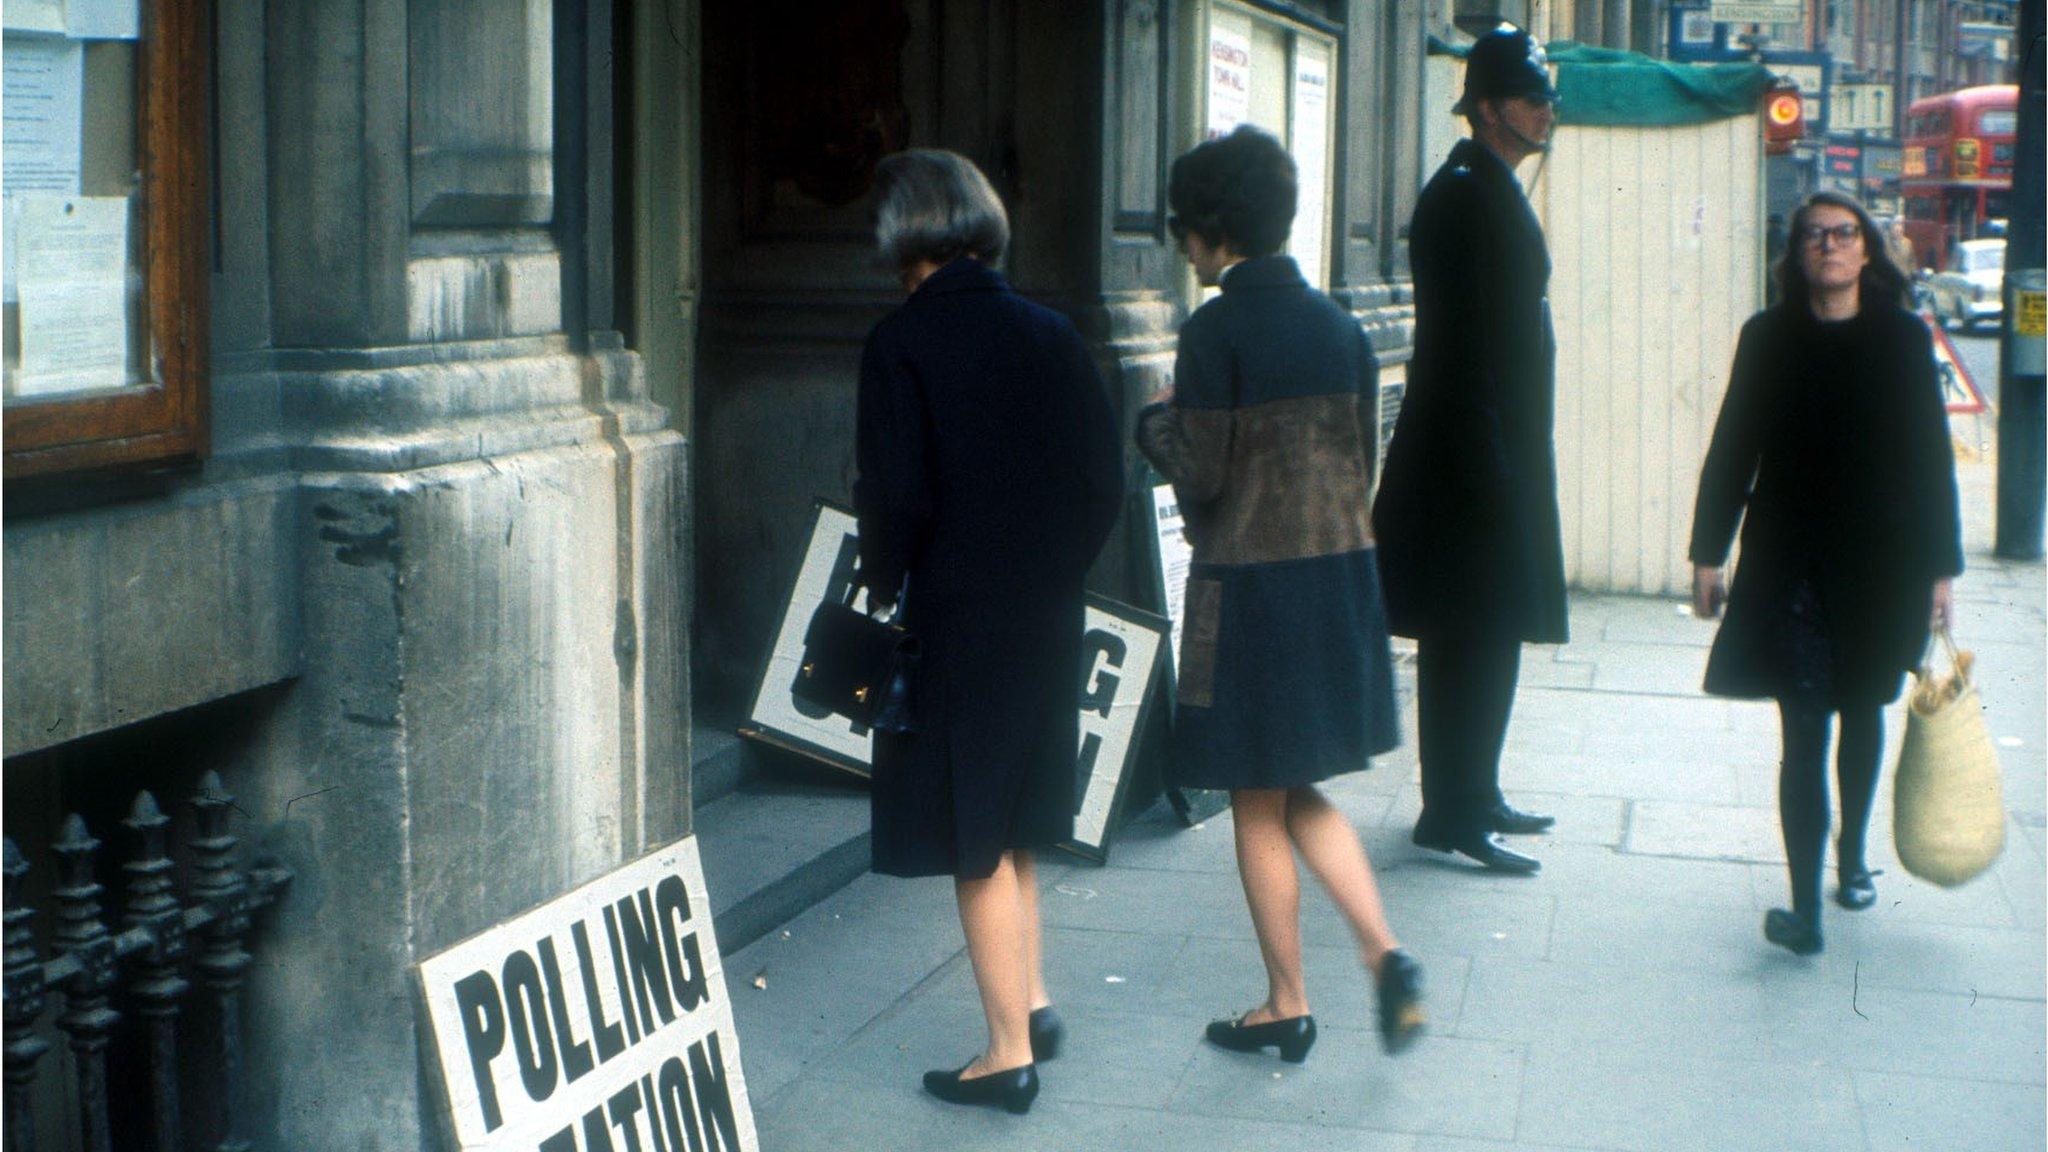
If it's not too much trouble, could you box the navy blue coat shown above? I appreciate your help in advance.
[1373,139,1569,644]
[854,258,1123,879]
[1136,255,1400,789]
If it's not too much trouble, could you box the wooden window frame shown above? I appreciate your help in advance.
[3,0,210,480]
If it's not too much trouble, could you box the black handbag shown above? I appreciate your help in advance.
[792,600,920,734]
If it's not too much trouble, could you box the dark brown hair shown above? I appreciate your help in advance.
[1773,190,1912,314]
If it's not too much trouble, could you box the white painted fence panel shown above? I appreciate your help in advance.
[1535,115,1765,596]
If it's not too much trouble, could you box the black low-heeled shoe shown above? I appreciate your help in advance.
[1028,1006,1063,1061]
[1764,908,1824,956]
[1836,867,1879,911]
[1204,1012,1317,1063]
[922,1062,1039,1114]
[1374,949,1427,1055]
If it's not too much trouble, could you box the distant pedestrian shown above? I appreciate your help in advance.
[854,149,1123,1111]
[1372,23,1565,875]
[1689,190,1963,956]
[1137,125,1425,1064]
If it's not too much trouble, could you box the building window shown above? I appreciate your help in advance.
[1203,3,1337,289]
[2,0,209,479]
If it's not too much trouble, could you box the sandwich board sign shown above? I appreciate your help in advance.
[740,498,1171,861]
[416,836,759,1152]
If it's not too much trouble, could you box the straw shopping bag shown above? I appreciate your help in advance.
[1892,627,2006,887]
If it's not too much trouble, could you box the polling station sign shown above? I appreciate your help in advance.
[417,838,758,1152]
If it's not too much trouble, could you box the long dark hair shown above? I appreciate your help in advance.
[1773,190,1912,314]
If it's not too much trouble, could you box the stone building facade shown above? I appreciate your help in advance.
[1,2,1499,1146]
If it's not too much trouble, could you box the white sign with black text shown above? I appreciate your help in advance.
[417,838,758,1152]
[742,502,1167,860]
[743,502,877,771]
[1066,597,1169,860]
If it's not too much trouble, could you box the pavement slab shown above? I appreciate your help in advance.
[723,456,2044,1149]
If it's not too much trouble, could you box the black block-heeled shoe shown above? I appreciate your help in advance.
[1028,1006,1063,1061]
[1764,908,1824,956]
[1836,867,1879,911]
[1374,949,1427,1055]
[922,1062,1039,1114]
[1204,1013,1317,1063]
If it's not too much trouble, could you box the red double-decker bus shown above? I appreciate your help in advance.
[1900,85,2017,271]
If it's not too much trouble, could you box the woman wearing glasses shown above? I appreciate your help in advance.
[1689,191,1962,956]
[1137,126,1424,1060]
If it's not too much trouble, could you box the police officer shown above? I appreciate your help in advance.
[1372,24,1566,875]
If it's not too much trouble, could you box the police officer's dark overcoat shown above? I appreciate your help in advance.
[1372,139,1569,644]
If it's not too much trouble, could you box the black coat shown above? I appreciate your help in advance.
[853,258,1123,879]
[1689,302,1963,705]
[1373,139,1569,644]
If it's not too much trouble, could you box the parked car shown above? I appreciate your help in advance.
[1923,239,2006,331]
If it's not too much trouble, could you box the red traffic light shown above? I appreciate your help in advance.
[1763,84,1804,155]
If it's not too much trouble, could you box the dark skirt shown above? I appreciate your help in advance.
[1170,548,1402,790]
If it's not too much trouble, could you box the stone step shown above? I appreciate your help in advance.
[689,724,752,808]
[692,746,872,957]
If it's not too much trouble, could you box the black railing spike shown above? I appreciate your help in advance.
[124,791,188,1152]
[191,777,254,1152]
[3,838,47,1152]
[51,816,117,1152]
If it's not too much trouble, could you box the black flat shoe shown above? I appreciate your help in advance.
[1028,1006,1063,1061]
[1836,868,1879,911]
[1487,802,1556,835]
[1764,908,1824,956]
[922,1061,1039,1114]
[1205,1012,1317,1063]
[1414,827,1542,875]
[1374,949,1427,1055]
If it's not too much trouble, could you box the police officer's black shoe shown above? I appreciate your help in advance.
[1487,802,1556,835]
[1415,827,1541,875]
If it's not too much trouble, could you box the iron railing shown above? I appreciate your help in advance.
[3,772,291,1152]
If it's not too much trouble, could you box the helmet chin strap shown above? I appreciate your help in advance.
[1503,121,1550,156]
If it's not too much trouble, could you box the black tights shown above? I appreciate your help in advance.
[1777,699,1884,921]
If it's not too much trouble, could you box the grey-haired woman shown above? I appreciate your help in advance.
[853,148,1123,1112]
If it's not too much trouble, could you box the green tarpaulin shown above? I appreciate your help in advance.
[1428,38,1778,128]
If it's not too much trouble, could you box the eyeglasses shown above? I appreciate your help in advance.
[1798,223,1862,249]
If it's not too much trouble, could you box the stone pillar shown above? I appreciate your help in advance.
[228,2,691,1147]
[1334,0,1426,466]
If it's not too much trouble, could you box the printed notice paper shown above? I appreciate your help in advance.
[1,1,66,34]
[66,0,141,39]
[14,196,131,395]
[3,36,84,194]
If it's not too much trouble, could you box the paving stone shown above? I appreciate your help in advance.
[724,873,965,1102]
[1506,750,1746,805]
[1453,955,1777,1063]
[1854,1070,2047,1152]
[1516,1046,1864,1152]
[1166,1032,1525,1142]
[1626,799,1784,863]
[1539,840,1763,909]
[1761,983,2047,1086]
